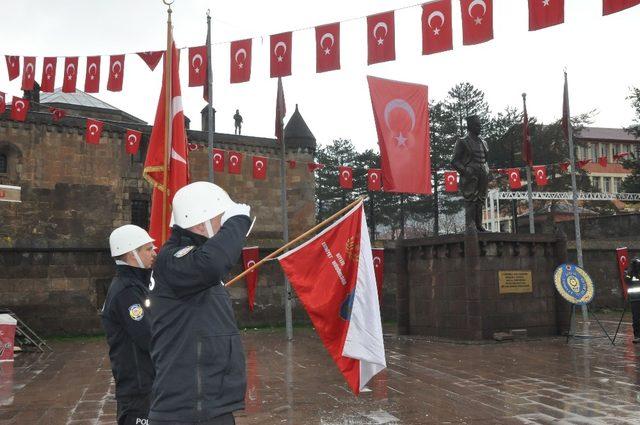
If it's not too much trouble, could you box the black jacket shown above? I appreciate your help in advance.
[148,217,250,423]
[101,265,154,399]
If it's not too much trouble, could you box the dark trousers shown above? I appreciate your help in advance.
[631,301,640,338]
[149,412,235,425]
[117,394,150,425]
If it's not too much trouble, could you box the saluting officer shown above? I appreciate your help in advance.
[102,224,157,425]
[148,182,251,425]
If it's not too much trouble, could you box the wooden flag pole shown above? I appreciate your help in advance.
[225,196,366,287]
[161,0,173,244]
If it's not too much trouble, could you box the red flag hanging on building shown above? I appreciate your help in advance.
[50,107,66,121]
[508,168,522,189]
[287,160,296,169]
[143,39,190,247]
[213,149,225,172]
[278,202,386,395]
[137,51,164,70]
[522,95,533,167]
[85,119,104,145]
[598,156,608,167]
[188,46,207,87]
[367,11,395,65]
[252,156,267,180]
[242,246,260,312]
[107,55,125,92]
[84,56,101,93]
[603,0,640,15]
[368,169,382,191]
[41,57,57,93]
[307,162,325,172]
[372,248,385,303]
[528,0,564,31]
[614,152,629,161]
[578,159,591,169]
[0,92,6,114]
[316,22,340,73]
[5,56,20,81]
[460,0,493,45]
[10,97,29,122]
[270,32,292,78]
[21,57,36,91]
[125,129,142,155]
[228,152,243,174]
[339,166,353,189]
[275,77,286,141]
[533,165,548,186]
[559,161,570,172]
[230,39,252,84]
[367,76,431,194]
[422,0,453,55]
[62,57,79,93]
[616,247,630,299]
[444,170,459,192]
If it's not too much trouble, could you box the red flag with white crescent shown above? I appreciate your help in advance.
[287,160,296,169]
[107,55,125,92]
[367,11,395,65]
[316,22,340,73]
[339,166,353,189]
[528,0,564,31]
[137,51,164,71]
[422,0,453,55]
[508,168,522,189]
[10,97,29,122]
[125,129,142,155]
[533,165,548,186]
[21,56,36,91]
[230,39,252,84]
[62,57,79,93]
[41,57,57,93]
[368,169,382,191]
[85,119,104,145]
[84,56,101,93]
[5,56,20,81]
[242,246,260,312]
[0,92,6,114]
[213,148,225,172]
[270,32,292,78]
[460,0,493,45]
[372,248,384,303]
[307,162,324,173]
[617,247,630,299]
[598,156,608,167]
[578,159,591,169]
[228,151,243,174]
[444,170,459,192]
[252,156,267,180]
[188,45,207,87]
[603,0,640,15]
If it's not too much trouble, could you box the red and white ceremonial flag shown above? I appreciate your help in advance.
[62,57,79,93]
[368,169,382,191]
[444,170,459,192]
[367,76,431,194]
[275,77,286,141]
[125,130,142,155]
[270,32,292,78]
[460,0,493,45]
[0,92,6,114]
[598,156,608,167]
[278,202,386,394]
[372,248,384,303]
[188,46,207,87]
[528,0,564,31]
[578,159,591,169]
[10,97,29,122]
[533,165,548,186]
[287,160,296,169]
[252,156,267,180]
[228,151,243,174]
[41,57,57,93]
[616,247,630,299]
[137,51,164,71]
[560,161,570,172]
[230,39,252,84]
[603,0,640,15]
[85,119,104,145]
[339,166,353,189]
[213,149,225,172]
[5,56,20,81]
[316,23,340,73]
[508,168,522,189]
[85,56,101,93]
[143,39,190,246]
[307,162,325,173]
[242,247,260,312]
[50,107,66,121]
[21,56,36,91]
[422,0,453,55]
[107,55,125,92]
[367,11,395,65]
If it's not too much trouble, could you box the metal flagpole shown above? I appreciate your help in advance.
[206,10,215,183]
[161,0,173,244]
[280,120,293,341]
[522,93,535,234]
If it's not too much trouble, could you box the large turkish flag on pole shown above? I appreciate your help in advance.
[422,0,453,55]
[367,76,431,194]
[460,0,493,45]
[367,11,395,65]
[603,0,640,15]
[528,0,564,31]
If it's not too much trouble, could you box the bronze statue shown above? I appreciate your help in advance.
[233,109,243,135]
[451,115,489,232]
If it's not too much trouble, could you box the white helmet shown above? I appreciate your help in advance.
[109,225,154,257]
[171,181,233,229]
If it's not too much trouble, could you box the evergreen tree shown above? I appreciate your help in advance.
[621,87,640,193]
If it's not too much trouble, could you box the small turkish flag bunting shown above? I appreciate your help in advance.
[367,11,396,65]
[10,97,29,122]
[188,46,207,87]
[307,163,324,172]
[270,32,292,78]
[5,56,20,81]
[533,165,548,186]
[603,0,640,15]
[107,55,125,92]
[508,168,522,189]
[316,22,340,73]
[41,57,57,93]
[560,162,570,172]
[368,169,382,191]
[49,107,66,121]
[137,51,163,70]
[84,56,101,93]
[230,39,252,84]
[578,159,591,169]
[528,0,564,31]
[213,149,225,172]
[372,248,385,303]
[617,247,630,299]
[242,246,260,312]
[228,151,243,174]
[339,166,353,189]
[598,156,608,167]
[62,57,79,93]
[125,129,142,155]
[252,156,268,180]
[460,0,493,45]
[0,92,6,114]
[444,171,459,192]
[422,0,453,55]
[85,119,104,145]
[21,56,36,91]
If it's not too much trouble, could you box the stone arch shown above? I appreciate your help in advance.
[0,141,23,184]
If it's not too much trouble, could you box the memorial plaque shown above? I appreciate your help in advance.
[498,270,533,294]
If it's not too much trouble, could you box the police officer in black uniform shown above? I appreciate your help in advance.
[102,224,157,425]
[625,257,640,343]
[148,182,250,425]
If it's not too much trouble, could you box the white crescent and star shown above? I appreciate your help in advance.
[66,63,76,80]
[112,60,122,79]
[213,153,222,163]
[427,11,445,36]
[15,100,25,111]
[45,63,54,79]
[373,257,381,266]
[88,63,98,80]
[89,123,99,135]
[384,99,416,147]
[536,169,545,178]
[620,255,627,265]
[8,57,17,68]
[127,134,138,145]
[468,0,487,25]
[510,172,519,181]
[247,260,256,268]
[373,21,388,45]
[320,32,335,55]
[255,160,264,170]
[25,62,34,77]
[235,48,247,68]
[231,155,239,165]
[342,170,351,180]
[447,175,455,183]
[274,41,287,62]
[191,53,203,73]
[370,172,378,181]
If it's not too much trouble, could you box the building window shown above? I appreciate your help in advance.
[603,177,611,193]
[131,199,149,230]
[0,153,7,174]
[591,144,598,161]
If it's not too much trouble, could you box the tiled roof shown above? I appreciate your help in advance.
[575,127,640,142]
[40,88,119,110]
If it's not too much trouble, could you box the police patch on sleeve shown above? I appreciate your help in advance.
[128,304,144,321]
[174,245,195,258]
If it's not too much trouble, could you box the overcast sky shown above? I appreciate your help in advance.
[1,0,638,152]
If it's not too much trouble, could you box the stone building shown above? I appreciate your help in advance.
[0,88,317,335]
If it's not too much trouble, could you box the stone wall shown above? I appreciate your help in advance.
[555,213,640,241]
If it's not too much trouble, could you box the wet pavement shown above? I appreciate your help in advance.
[2,316,640,424]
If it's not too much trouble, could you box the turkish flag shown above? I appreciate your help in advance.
[84,56,101,93]
[603,0,640,15]
[367,11,395,65]
[617,247,630,299]
[598,156,608,167]
[307,162,324,172]
[270,32,292,78]
[286,160,296,169]
[460,0,493,45]
[188,46,207,87]
[0,92,6,114]
[367,76,431,194]
[372,248,384,303]
[560,162,570,172]
[137,51,164,70]
[41,57,57,92]
[578,159,591,169]
[50,107,66,121]
[614,152,629,161]
[62,57,79,93]
[228,151,243,174]
[368,169,382,191]
[242,247,260,312]
[422,0,453,55]
[10,97,29,122]
[252,156,268,180]
[125,129,142,155]
[508,168,522,189]
[21,57,36,91]
[85,119,104,145]
[316,23,340,73]
[444,170,459,192]
[5,56,20,81]
[528,0,564,31]
[339,166,353,189]
[213,149,225,172]
[107,55,125,92]
[278,203,385,394]
[230,39,252,84]
[533,165,548,186]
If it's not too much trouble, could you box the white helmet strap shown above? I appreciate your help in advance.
[132,249,145,269]
[204,220,215,238]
